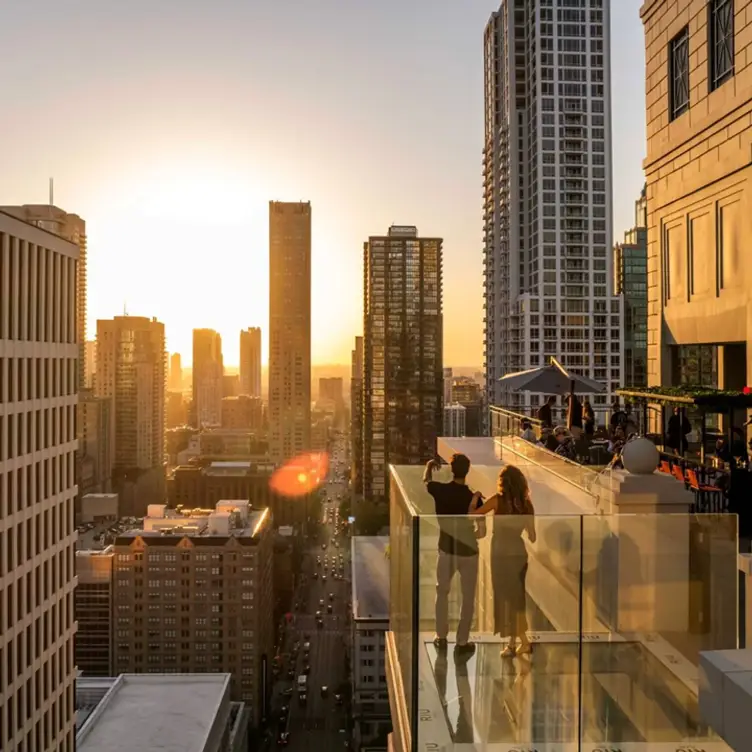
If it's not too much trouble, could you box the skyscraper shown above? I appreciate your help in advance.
[268,202,311,464]
[614,186,648,388]
[169,352,182,391]
[0,211,79,750]
[192,329,224,428]
[350,336,364,495]
[239,327,262,398]
[483,1,622,412]
[0,203,88,387]
[362,225,443,504]
[96,316,166,513]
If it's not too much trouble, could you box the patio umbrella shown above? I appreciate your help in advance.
[499,357,606,397]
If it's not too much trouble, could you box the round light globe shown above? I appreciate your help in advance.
[621,437,660,475]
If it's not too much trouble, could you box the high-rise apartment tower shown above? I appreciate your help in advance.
[362,225,443,504]
[193,329,224,428]
[0,211,79,750]
[96,316,166,513]
[0,204,87,388]
[350,336,364,495]
[483,1,622,412]
[268,202,311,464]
[239,327,262,398]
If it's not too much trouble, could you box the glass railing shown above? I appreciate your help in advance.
[489,406,616,507]
[388,464,738,752]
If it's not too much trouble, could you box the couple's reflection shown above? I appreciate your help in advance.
[434,644,532,745]
[434,646,475,743]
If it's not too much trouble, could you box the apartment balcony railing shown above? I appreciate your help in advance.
[386,462,739,752]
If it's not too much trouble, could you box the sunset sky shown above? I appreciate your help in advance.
[0,0,646,367]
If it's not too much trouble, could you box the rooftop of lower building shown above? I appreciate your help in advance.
[76,674,233,752]
[351,535,389,621]
[113,502,270,545]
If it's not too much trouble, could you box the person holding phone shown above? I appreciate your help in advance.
[424,454,482,656]
[470,465,536,657]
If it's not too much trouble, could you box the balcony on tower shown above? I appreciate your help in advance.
[385,447,740,752]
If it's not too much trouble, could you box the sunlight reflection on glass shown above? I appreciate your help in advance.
[269,452,330,497]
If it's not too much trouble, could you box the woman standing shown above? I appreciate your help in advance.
[470,465,536,657]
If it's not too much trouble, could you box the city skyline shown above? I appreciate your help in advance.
[0,0,646,368]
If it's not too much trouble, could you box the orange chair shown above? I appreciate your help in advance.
[671,464,686,484]
[685,468,724,511]
[659,460,672,474]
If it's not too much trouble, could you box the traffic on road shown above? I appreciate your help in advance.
[269,439,353,751]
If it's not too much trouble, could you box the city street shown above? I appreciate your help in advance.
[269,441,352,752]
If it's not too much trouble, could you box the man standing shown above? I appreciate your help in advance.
[537,396,556,429]
[423,453,481,655]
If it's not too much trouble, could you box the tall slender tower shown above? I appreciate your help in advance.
[363,225,443,504]
[169,352,183,391]
[192,329,223,427]
[0,211,79,750]
[483,1,621,414]
[268,202,311,464]
[239,327,262,397]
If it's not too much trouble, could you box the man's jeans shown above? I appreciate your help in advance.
[435,550,479,645]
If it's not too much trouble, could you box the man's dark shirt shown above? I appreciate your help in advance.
[537,404,553,428]
[426,481,478,557]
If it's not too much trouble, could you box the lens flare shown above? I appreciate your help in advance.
[269,452,330,497]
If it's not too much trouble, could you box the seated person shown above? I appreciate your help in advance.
[520,419,537,443]
[553,426,577,461]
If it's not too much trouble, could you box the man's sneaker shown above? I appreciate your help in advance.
[433,637,448,650]
[454,642,476,657]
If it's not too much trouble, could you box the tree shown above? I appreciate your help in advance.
[354,499,389,536]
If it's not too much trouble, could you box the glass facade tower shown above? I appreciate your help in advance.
[362,226,443,504]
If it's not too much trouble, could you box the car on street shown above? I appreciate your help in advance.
[287,669,295,679]
[313,571,318,579]
[322,574,327,582]
[299,693,306,704]
[319,598,325,606]
[277,732,290,746]
[316,619,323,629]
[327,604,333,613]
[329,593,334,601]
[303,641,310,653]
[335,693,343,705]
[322,543,327,550]
[282,687,293,697]
[321,685,329,697]
[315,610,322,619]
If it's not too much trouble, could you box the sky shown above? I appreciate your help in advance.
[0,0,646,367]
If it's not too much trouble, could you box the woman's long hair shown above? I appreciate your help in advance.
[497,465,532,514]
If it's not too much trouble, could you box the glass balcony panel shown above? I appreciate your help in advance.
[580,513,737,748]
[388,465,738,752]
[388,469,420,742]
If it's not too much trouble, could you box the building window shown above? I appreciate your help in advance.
[709,0,734,91]
[669,26,690,120]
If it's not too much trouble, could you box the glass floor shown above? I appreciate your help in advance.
[424,638,729,749]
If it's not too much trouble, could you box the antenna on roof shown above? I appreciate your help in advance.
[49,178,54,207]
[123,301,129,316]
